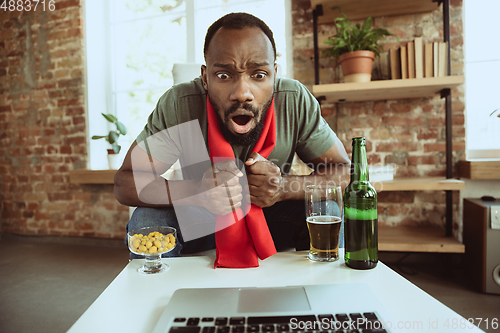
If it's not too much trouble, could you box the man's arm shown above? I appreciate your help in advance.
[114,141,244,216]
[114,141,173,207]
[245,139,350,208]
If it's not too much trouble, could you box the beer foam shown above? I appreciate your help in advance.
[307,216,342,224]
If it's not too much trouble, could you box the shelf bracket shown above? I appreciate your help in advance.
[435,0,454,237]
[441,0,454,237]
[440,88,451,99]
[313,4,323,85]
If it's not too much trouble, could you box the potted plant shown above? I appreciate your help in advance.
[322,8,398,83]
[92,113,127,169]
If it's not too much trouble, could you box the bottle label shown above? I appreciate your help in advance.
[344,205,377,220]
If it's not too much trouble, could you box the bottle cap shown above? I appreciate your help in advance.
[352,137,366,146]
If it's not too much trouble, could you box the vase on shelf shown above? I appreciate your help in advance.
[107,149,123,170]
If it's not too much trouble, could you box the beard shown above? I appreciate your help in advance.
[210,96,273,146]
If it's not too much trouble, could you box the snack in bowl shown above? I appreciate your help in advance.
[127,226,178,274]
[129,231,176,255]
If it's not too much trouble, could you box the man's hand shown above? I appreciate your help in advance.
[245,152,282,208]
[199,160,244,216]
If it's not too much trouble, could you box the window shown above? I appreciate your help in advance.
[464,0,500,159]
[85,0,292,169]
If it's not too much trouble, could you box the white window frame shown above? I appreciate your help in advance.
[463,0,500,160]
[84,0,293,170]
[84,0,113,170]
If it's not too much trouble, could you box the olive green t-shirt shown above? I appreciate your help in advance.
[136,77,337,179]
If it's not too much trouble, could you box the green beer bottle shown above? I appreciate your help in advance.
[344,137,378,269]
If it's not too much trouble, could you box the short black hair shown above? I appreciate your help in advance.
[203,12,276,61]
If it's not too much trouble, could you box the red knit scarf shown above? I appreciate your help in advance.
[206,96,277,268]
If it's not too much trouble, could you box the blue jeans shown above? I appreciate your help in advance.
[126,200,344,258]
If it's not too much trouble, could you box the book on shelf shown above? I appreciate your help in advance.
[400,45,408,79]
[407,41,415,79]
[424,43,433,77]
[414,37,424,79]
[389,48,401,80]
[433,42,439,77]
[438,41,448,77]
[387,38,448,81]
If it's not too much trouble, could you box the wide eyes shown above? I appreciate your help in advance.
[214,72,267,81]
[253,72,267,80]
[216,73,230,80]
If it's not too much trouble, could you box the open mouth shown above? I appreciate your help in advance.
[230,113,255,134]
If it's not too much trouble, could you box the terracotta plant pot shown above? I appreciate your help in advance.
[338,50,375,83]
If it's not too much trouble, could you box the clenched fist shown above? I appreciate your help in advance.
[199,160,244,216]
[245,152,283,208]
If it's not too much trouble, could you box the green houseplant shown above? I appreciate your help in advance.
[92,113,127,154]
[322,8,398,82]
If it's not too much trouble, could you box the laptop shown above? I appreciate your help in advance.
[152,283,401,333]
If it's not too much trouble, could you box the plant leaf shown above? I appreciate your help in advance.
[108,131,119,144]
[361,17,372,32]
[91,135,107,140]
[102,113,118,123]
[116,121,127,135]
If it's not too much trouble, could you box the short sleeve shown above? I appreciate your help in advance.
[133,80,211,178]
[135,89,181,166]
[136,89,175,144]
[294,84,337,163]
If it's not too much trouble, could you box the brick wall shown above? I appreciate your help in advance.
[0,0,128,239]
[0,0,465,240]
[291,0,465,235]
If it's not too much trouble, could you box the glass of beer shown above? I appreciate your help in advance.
[305,185,343,262]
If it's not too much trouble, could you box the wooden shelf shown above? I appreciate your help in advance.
[70,170,116,184]
[459,160,500,180]
[312,76,464,103]
[379,225,464,253]
[310,0,438,23]
[70,170,465,193]
[371,177,465,192]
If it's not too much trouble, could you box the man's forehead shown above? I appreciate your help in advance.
[206,27,274,63]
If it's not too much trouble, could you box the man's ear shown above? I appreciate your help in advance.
[201,65,208,90]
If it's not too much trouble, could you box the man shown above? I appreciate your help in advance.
[114,12,350,260]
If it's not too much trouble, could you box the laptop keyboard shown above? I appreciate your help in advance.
[169,313,387,333]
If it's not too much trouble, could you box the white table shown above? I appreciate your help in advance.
[68,250,483,333]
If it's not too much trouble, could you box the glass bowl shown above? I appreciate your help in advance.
[127,226,177,274]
